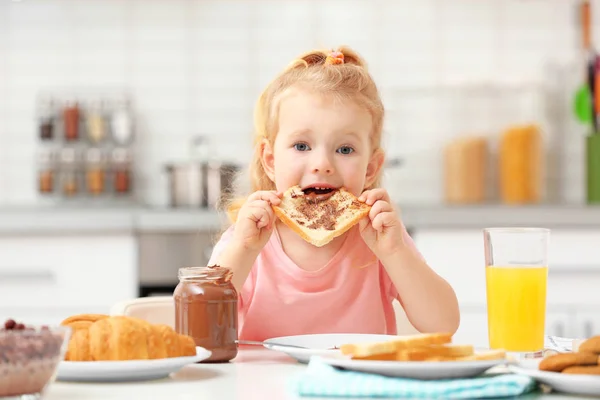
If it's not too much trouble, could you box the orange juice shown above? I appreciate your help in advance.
[485,266,548,351]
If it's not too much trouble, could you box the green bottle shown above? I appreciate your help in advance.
[586,134,600,203]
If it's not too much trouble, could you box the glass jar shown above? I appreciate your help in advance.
[38,97,55,141]
[37,149,55,194]
[86,148,105,195]
[110,97,133,145]
[60,148,79,196]
[174,266,238,363]
[111,148,132,194]
[63,100,80,141]
[86,99,106,144]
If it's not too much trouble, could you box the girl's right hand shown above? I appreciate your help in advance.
[233,190,282,252]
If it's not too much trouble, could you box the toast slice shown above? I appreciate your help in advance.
[452,349,506,362]
[352,344,474,361]
[272,185,371,247]
[340,333,454,358]
[396,344,474,361]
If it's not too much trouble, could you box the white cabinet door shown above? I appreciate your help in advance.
[545,309,577,339]
[548,230,600,271]
[412,229,486,306]
[0,235,137,324]
[572,309,600,339]
[453,307,488,348]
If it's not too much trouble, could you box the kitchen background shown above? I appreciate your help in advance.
[1,0,600,346]
[0,0,593,206]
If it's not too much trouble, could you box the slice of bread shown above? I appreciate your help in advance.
[340,332,454,358]
[272,185,371,247]
[396,344,474,361]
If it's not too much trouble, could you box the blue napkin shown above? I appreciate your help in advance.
[291,357,537,399]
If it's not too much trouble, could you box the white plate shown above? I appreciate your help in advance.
[318,351,507,380]
[509,359,600,397]
[56,347,212,382]
[263,333,399,363]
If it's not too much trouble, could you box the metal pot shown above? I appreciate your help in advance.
[165,161,239,209]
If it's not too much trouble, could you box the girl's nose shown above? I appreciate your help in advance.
[312,166,333,174]
[312,152,334,175]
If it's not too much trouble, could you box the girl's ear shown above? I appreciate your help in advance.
[260,138,276,182]
[365,148,385,188]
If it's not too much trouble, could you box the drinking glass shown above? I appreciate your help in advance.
[484,227,550,359]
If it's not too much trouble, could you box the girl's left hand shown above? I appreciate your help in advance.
[357,188,405,258]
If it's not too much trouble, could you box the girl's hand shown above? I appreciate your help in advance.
[233,190,282,252]
[358,188,405,258]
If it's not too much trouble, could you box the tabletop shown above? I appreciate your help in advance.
[44,348,598,400]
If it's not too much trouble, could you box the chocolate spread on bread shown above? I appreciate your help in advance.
[304,201,342,230]
[174,266,238,363]
[290,188,368,231]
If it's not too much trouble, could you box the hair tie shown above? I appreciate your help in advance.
[325,50,344,65]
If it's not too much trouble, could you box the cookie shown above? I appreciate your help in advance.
[562,365,600,375]
[539,352,598,372]
[578,336,600,354]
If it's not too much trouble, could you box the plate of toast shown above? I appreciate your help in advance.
[317,332,508,380]
[508,335,600,397]
[56,314,211,382]
[263,333,399,363]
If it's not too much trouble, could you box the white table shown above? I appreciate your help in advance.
[44,348,595,400]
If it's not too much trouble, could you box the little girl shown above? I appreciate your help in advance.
[209,46,459,342]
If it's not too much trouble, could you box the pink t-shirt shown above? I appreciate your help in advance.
[208,224,421,341]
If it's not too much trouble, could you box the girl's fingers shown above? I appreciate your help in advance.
[248,200,276,229]
[371,212,397,232]
[368,200,393,221]
[359,188,390,205]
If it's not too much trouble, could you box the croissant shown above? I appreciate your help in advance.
[61,313,109,325]
[60,314,197,361]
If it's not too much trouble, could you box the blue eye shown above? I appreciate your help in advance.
[294,143,310,151]
[337,146,354,155]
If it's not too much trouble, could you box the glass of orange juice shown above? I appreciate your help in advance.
[484,227,549,358]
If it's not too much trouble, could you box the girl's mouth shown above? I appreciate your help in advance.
[302,187,337,203]
[302,187,335,196]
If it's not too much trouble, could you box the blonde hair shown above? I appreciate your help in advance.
[224,46,385,223]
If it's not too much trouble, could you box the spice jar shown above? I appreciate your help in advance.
[86,100,106,144]
[111,148,132,194]
[111,98,133,145]
[174,266,238,363]
[60,148,79,196]
[63,100,80,141]
[37,149,55,194]
[85,149,105,195]
[38,97,55,141]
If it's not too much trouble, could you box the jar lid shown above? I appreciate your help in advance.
[178,266,233,282]
[37,96,55,114]
[92,98,107,111]
[64,99,79,108]
[60,148,78,164]
[112,148,131,163]
[37,149,55,163]
[86,148,104,164]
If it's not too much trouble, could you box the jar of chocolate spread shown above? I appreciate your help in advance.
[174,265,238,363]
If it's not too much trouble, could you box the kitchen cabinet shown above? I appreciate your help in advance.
[572,309,600,339]
[0,234,137,325]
